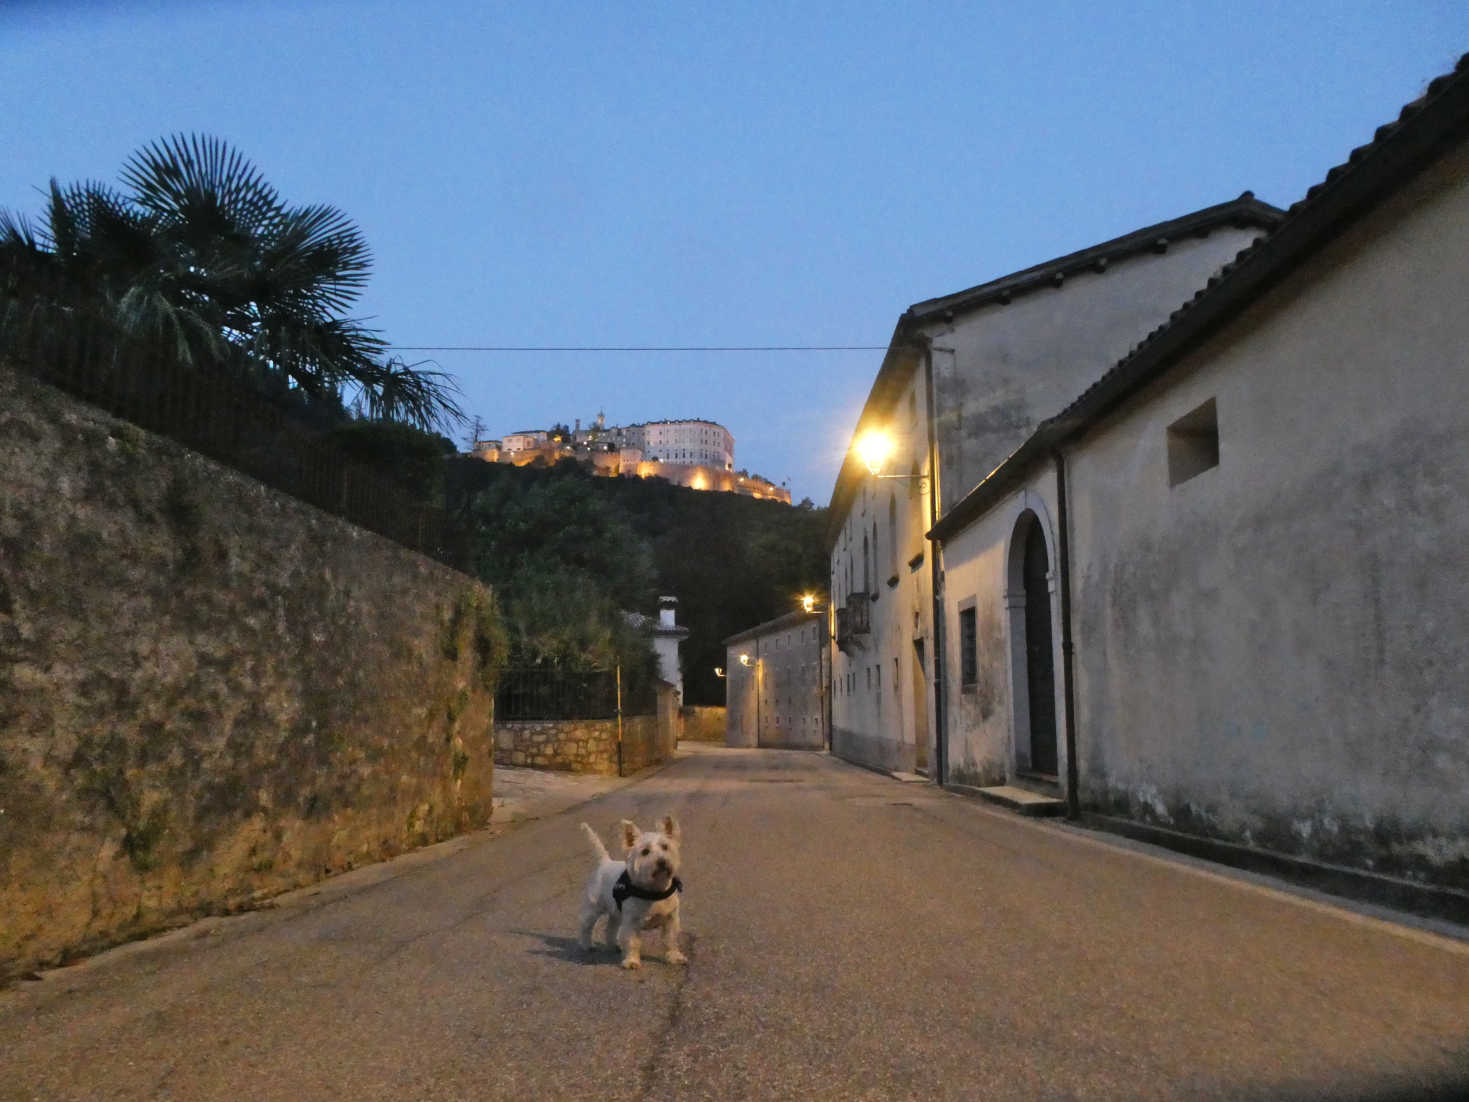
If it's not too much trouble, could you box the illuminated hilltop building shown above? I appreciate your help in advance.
[472,412,791,503]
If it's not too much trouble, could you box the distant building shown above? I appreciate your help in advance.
[723,609,828,749]
[625,596,690,703]
[502,430,548,454]
[476,412,790,503]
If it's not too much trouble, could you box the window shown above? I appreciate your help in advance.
[1167,398,1219,487]
[888,494,898,573]
[959,607,978,689]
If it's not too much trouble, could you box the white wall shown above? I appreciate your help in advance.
[726,613,826,750]
[1057,142,1469,884]
[930,227,1267,512]
[938,482,1066,789]
[830,218,1266,779]
[830,365,935,773]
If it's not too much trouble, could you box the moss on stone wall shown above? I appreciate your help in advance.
[0,365,503,982]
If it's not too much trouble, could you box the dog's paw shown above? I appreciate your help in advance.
[621,956,642,970]
[665,949,687,966]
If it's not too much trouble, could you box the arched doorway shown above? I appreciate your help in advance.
[1018,513,1059,776]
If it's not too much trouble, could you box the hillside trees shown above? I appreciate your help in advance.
[457,459,827,704]
[471,464,659,681]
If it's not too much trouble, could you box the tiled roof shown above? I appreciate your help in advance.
[906,194,1283,324]
[930,50,1469,543]
[722,608,822,647]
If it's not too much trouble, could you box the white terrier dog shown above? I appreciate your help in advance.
[578,817,685,969]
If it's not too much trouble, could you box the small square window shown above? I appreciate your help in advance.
[1167,398,1219,487]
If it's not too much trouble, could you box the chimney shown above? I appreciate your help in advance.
[658,595,678,629]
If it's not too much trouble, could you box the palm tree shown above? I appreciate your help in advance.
[0,134,461,432]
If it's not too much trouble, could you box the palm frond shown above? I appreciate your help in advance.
[257,202,373,316]
[356,356,465,434]
[120,133,281,237]
[0,208,39,251]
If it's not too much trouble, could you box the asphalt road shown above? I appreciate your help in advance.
[4,747,1467,1101]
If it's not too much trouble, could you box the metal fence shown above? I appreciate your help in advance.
[1,267,469,572]
[495,667,657,721]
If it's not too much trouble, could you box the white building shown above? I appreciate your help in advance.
[638,419,734,471]
[501,430,548,453]
[724,610,828,750]
[922,56,1469,895]
[828,194,1282,779]
[651,596,690,702]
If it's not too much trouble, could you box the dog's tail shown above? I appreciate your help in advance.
[579,822,611,862]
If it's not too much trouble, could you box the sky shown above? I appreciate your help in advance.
[4,1,1467,504]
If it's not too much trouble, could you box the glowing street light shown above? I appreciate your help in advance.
[739,653,752,667]
[855,429,895,476]
[853,428,929,491]
[801,594,817,613]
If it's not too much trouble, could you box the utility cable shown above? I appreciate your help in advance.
[387,344,886,352]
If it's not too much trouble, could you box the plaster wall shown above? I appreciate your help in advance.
[1064,141,1469,887]
[830,367,935,774]
[725,613,826,750]
[936,482,1067,791]
[928,226,1266,513]
[828,218,1265,779]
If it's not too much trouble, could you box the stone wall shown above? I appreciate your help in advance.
[680,706,726,742]
[495,686,678,775]
[0,366,501,981]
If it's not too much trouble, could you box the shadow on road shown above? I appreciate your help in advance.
[512,929,608,966]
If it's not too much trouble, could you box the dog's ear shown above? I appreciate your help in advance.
[659,815,680,841]
[620,819,641,850]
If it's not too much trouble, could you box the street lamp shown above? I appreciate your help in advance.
[739,653,752,667]
[853,428,929,491]
[714,667,725,679]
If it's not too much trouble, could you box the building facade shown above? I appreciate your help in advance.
[923,57,1469,892]
[724,610,828,750]
[828,195,1283,779]
[638,419,735,471]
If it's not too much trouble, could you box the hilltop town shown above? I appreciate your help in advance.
[470,411,792,503]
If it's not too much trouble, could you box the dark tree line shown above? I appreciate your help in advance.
[450,459,827,705]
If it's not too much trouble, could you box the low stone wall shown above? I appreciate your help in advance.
[0,366,501,981]
[680,706,726,742]
[496,687,678,775]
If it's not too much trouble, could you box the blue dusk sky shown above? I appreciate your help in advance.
[4,2,1466,504]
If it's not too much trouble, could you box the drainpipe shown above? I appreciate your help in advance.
[1053,450,1081,819]
[921,337,948,787]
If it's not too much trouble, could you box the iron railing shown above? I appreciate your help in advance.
[495,667,657,721]
[1,266,469,571]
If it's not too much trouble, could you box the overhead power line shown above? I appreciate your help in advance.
[387,344,887,352]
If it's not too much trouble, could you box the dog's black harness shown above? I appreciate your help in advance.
[613,871,683,911]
